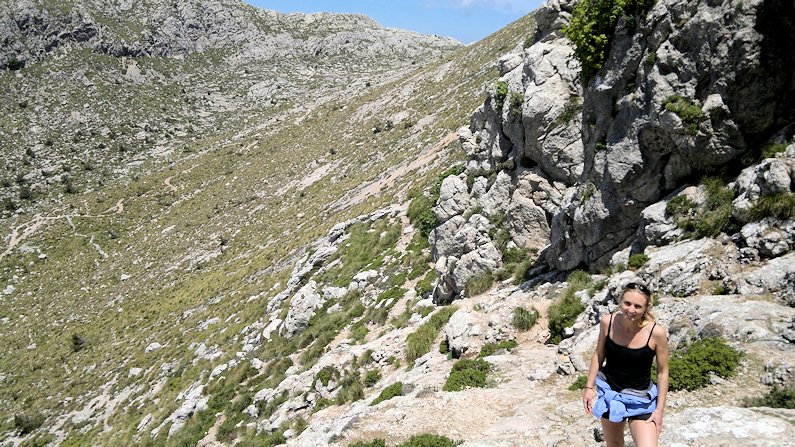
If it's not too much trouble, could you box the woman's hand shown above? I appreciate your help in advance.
[647,409,664,435]
[582,388,595,414]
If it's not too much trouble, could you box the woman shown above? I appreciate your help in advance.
[582,282,669,447]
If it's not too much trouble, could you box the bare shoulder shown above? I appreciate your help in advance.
[651,323,668,342]
[599,313,612,326]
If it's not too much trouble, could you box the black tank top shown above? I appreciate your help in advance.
[602,314,656,391]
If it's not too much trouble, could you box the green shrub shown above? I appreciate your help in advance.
[349,440,388,447]
[14,412,45,435]
[627,253,649,269]
[761,142,788,158]
[313,397,333,413]
[364,369,382,387]
[414,269,437,298]
[742,386,795,409]
[314,366,339,387]
[371,382,404,405]
[509,91,524,115]
[71,333,86,352]
[663,94,703,134]
[478,339,518,357]
[406,306,458,363]
[443,358,491,391]
[398,434,463,447]
[568,375,588,391]
[512,306,539,331]
[439,338,450,354]
[548,288,586,344]
[494,81,508,109]
[666,337,743,391]
[750,192,795,220]
[464,270,493,297]
[564,0,653,82]
[350,322,369,343]
[665,194,697,216]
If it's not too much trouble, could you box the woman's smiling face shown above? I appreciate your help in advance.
[620,290,649,323]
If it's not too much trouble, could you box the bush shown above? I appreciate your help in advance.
[750,192,795,220]
[14,412,44,434]
[663,94,703,134]
[568,375,588,391]
[371,382,403,406]
[313,366,339,387]
[666,337,743,391]
[71,333,86,352]
[349,440,388,447]
[509,91,524,115]
[479,339,518,357]
[494,81,508,109]
[443,359,491,391]
[548,289,586,344]
[512,306,538,331]
[627,253,649,269]
[742,386,795,409]
[364,369,382,387]
[665,194,697,216]
[669,178,737,238]
[414,269,437,298]
[761,142,788,158]
[464,270,493,297]
[563,0,653,82]
[399,434,463,447]
[405,306,458,363]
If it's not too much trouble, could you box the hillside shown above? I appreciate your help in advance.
[2,0,795,446]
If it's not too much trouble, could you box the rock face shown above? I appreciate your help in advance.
[429,0,795,297]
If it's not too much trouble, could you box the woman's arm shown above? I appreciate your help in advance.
[583,314,609,414]
[648,325,669,435]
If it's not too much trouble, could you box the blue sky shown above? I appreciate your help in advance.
[245,1,545,44]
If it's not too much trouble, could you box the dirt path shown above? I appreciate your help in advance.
[343,131,458,207]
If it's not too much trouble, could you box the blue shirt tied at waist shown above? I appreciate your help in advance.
[591,372,658,423]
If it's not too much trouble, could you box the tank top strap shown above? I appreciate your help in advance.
[607,314,614,337]
[645,322,657,346]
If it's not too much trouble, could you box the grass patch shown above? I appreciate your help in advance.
[350,434,462,447]
[664,337,743,391]
[663,94,703,135]
[547,270,591,343]
[405,306,458,363]
[319,218,401,287]
[512,306,539,331]
[750,192,795,220]
[667,178,737,238]
[627,253,649,270]
[464,270,493,297]
[371,382,403,406]
[742,386,795,409]
[443,358,491,391]
[478,339,518,357]
[568,375,588,391]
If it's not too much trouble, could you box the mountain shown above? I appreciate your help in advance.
[1,0,794,446]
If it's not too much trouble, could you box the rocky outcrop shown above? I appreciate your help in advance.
[429,0,795,288]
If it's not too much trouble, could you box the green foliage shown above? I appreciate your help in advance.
[509,91,524,115]
[551,95,582,129]
[564,0,653,82]
[14,412,45,435]
[666,337,743,391]
[568,375,588,391]
[443,358,492,391]
[750,193,795,220]
[364,369,382,387]
[406,306,458,363]
[464,270,493,297]
[408,194,438,239]
[668,178,737,238]
[439,338,450,354]
[512,306,539,331]
[350,322,369,343]
[742,386,795,409]
[644,51,656,65]
[494,81,508,109]
[314,366,340,387]
[335,370,365,405]
[627,253,649,269]
[371,382,404,405]
[663,94,703,135]
[665,194,697,216]
[761,142,788,158]
[349,435,462,447]
[320,218,401,286]
[548,272,592,343]
[414,269,437,298]
[478,339,518,357]
[71,333,86,352]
